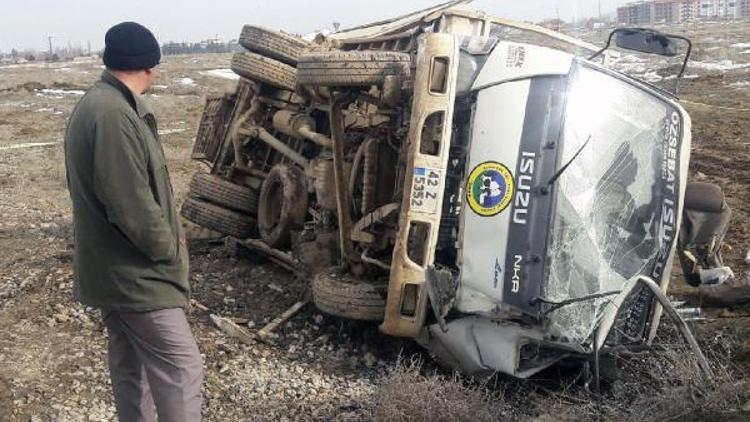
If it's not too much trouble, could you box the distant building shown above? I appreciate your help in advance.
[617,0,750,25]
[538,18,567,31]
[617,1,654,24]
[679,0,701,21]
[653,0,680,22]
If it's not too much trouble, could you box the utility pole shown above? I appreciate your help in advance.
[87,41,91,56]
[48,36,53,59]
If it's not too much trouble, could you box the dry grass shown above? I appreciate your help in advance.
[371,356,519,422]
[608,328,750,421]
[371,325,750,422]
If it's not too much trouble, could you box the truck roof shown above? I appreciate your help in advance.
[329,0,605,56]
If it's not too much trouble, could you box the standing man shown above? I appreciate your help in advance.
[65,22,203,421]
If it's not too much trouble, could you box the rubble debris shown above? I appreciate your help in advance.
[699,266,735,285]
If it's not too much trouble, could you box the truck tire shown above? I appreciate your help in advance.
[312,267,386,321]
[189,173,259,215]
[258,164,308,248]
[297,51,411,87]
[180,197,255,239]
[239,25,309,66]
[231,51,297,91]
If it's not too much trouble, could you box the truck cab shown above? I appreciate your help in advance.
[183,2,694,377]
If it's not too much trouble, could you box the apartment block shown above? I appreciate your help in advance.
[617,0,750,24]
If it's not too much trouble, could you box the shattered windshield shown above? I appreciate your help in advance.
[544,63,673,342]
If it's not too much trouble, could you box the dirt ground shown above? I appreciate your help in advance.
[1,20,750,422]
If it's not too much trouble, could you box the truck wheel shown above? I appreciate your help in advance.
[180,197,255,239]
[312,267,386,321]
[297,51,411,87]
[231,51,297,91]
[189,173,259,215]
[258,164,308,248]
[239,25,309,66]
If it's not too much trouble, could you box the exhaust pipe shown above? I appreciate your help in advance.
[272,110,333,148]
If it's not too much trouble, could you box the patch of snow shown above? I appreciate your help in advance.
[613,62,647,74]
[618,54,646,63]
[177,77,196,86]
[740,50,750,55]
[54,67,72,72]
[642,71,663,83]
[729,81,750,89]
[683,74,699,79]
[689,60,750,72]
[201,69,239,80]
[152,84,169,90]
[158,128,186,136]
[36,93,63,99]
[704,46,721,51]
[72,56,97,63]
[0,62,48,69]
[39,88,85,96]
[0,101,33,108]
[730,43,750,49]
[0,141,61,151]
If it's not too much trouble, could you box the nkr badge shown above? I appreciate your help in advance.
[466,161,514,217]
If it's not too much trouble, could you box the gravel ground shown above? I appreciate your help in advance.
[0,53,419,421]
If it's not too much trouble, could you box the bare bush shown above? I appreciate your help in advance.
[610,328,750,422]
[372,356,518,422]
[371,326,750,422]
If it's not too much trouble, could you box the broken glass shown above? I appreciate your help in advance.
[544,63,670,342]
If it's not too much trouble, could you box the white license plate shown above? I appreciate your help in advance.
[410,167,441,213]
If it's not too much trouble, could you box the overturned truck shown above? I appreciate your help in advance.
[183,2,721,377]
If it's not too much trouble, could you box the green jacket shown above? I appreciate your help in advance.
[64,71,189,312]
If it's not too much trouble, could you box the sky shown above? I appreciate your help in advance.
[0,0,631,52]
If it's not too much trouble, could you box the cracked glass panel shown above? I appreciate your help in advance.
[545,63,670,342]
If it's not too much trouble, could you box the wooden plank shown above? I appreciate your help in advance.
[210,314,257,345]
[243,238,298,272]
[257,301,308,338]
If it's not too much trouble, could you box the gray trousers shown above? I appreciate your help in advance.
[104,308,203,422]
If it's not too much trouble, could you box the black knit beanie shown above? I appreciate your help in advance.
[103,22,161,70]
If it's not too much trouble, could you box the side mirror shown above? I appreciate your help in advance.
[589,27,692,95]
[615,28,678,57]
